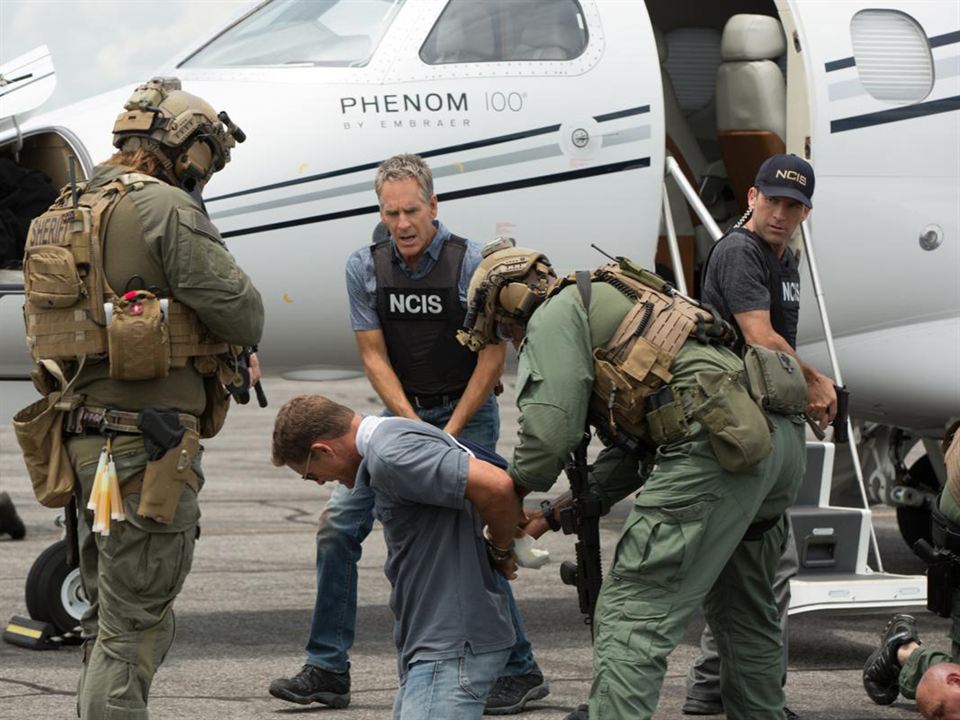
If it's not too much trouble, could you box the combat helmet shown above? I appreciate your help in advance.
[112,77,245,190]
[457,237,556,351]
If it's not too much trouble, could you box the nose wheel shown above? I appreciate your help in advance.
[25,538,88,636]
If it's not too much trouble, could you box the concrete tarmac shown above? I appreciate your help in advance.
[0,375,946,719]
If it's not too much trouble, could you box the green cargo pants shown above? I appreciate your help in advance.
[589,414,805,720]
[68,434,202,720]
[897,491,960,699]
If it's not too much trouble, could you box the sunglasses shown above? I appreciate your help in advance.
[302,448,318,482]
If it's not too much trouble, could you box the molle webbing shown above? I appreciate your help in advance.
[166,302,228,367]
[563,262,725,444]
[24,188,111,361]
[24,173,226,367]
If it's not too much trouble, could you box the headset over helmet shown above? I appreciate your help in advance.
[112,77,245,191]
[457,237,557,351]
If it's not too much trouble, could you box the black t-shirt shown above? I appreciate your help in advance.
[701,229,801,348]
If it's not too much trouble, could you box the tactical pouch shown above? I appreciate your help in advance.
[23,245,84,308]
[12,393,75,508]
[107,291,170,381]
[138,429,200,524]
[743,344,807,416]
[690,371,772,472]
[645,387,690,446]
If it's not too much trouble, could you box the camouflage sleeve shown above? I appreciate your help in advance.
[160,203,264,347]
[507,292,594,493]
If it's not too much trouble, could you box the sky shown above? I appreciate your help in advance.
[0,0,258,111]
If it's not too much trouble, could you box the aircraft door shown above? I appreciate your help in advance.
[792,1,960,425]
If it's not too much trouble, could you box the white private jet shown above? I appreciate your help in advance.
[0,0,957,638]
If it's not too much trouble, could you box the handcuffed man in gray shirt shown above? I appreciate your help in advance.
[272,395,525,720]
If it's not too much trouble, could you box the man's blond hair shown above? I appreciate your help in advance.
[272,395,355,467]
[374,153,434,205]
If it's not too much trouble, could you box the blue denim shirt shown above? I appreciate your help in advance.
[345,220,483,331]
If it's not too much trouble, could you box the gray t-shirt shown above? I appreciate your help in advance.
[354,417,515,674]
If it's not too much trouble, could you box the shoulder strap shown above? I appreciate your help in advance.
[575,270,592,312]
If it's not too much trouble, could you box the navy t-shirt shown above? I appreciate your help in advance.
[354,418,515,675]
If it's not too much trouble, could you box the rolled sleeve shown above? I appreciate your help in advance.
[345,247,380,331]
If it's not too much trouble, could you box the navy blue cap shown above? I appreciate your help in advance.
[754,154,815,209]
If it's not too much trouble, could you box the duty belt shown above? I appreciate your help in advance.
[64,406,199,435]
[405,390,464,410]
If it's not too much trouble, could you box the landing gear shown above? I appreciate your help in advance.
[25,539,87,635]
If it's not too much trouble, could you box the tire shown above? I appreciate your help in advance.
[896,455,940,555]
[25,539,88,634]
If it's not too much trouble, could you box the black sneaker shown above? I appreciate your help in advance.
[484,667,550,715]
[682,696,723,716]
[784,707,801,720]
[0,492,25,540]
[863,613,919,705]
[564,703,589,720]
[268,664,350,707]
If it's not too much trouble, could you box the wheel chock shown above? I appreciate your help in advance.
[3,615,59,650]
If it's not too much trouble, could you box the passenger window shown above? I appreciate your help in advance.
[420,0,588,64]
[851,10,934,102]
[663,28,722,114]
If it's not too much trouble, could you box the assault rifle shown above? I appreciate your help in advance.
[558,430,603,627]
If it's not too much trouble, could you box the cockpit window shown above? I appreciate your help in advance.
[180,0,404,68]
[420,0,588,64]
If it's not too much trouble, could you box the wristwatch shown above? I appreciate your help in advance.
[540,500,562,532]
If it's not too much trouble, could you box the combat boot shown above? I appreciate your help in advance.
[268,664,350,707]
[862,613,919,704]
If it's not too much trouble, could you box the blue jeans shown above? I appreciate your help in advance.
[392,647,512,720]
[305,394,536,676]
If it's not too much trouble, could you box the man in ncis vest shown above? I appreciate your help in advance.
[686,154,836,717]
[18,78,262,719]
[268,154,548,714]
[458,241,807,720]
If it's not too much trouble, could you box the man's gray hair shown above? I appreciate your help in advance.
[374,153,434,205]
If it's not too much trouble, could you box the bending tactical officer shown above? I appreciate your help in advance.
[269,154,547,714]
[686,153,834,717]
[459,241,807,719]
[14,78,262,720]
[863,424,960,712]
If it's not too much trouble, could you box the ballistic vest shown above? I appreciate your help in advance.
[22,172,227,369]
[552,261,735,451]
[372,234,477,397]
[703,228,801,350]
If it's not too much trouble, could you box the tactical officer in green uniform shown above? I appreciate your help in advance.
[458,241,807,719]
[16,77,262,719]
[863,424,960,714]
